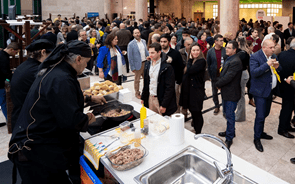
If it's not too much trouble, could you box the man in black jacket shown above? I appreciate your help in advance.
[160,34,185,113]
[141,21,153,43]
[283,22,295,42]
[284,76,295,164]
[8,41,105,184]
[10,40,55,130]
[277,38,295,138]
[66,25,78,42]
[0,42,20,127]
[141,42,177,116]
[216,40,243,149]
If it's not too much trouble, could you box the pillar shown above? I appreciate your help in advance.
[135,0,148,21]
[220,0,239,36]
[104,0,115,21]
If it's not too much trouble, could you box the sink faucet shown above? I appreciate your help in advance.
[194,134,233,184]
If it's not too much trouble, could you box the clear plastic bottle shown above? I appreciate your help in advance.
[134,128,141,147]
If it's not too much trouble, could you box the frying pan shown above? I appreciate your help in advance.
[100,104,134,122]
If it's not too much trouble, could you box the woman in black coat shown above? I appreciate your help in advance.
[179,42,206,133]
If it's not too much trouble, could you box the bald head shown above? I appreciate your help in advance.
[262,39,274,48]
[119,23,126,29]
[152,33,160,43]
[184,37,193,51]
[268,26,275,33]
[262,39,275,57]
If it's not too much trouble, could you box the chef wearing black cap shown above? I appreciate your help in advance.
[8,40,106,184]
[10,39,55,130]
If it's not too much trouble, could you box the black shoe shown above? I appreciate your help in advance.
[291,158,295,164]
[288,127,295,132]
[0,122,6,127]
[213,108,220,115]
[225,140,233,149]
[261,132,273,140]
[254,139,263,152]
[278,131,295,139]
[218,131,236,138]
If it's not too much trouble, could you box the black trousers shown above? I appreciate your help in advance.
[190,110,204,134]
[12,152,72,184]
[211,79,220,108]
[279,96,294,132]
[86,56,95,72]
[119,45,129,73]
[246,75,253,100]
[105,74,122,85]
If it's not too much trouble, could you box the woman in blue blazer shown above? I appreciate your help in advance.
[97,33,127,85]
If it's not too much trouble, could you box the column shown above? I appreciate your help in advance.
[136,0,148,21]
[220,0,239,36]
[104,0,115,21]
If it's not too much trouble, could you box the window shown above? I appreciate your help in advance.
[213,4,218,19]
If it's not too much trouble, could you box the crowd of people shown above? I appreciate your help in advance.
[1,12,295,183]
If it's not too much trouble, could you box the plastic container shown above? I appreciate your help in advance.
[134,128,142,147]
[106,142,148,171]
[119,121,131,131]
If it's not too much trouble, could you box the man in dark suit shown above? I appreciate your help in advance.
[284,75,295,164]
[250,39,281,152]
[66,25,78,42]
[278,37,295,138]
[141,21,153,43]
[216,40,243,149]
[283,22,295,42]
[275,24,285,50]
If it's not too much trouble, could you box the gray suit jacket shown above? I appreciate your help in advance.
[127,38,149,71]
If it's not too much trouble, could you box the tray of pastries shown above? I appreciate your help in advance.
[83,80,123,97]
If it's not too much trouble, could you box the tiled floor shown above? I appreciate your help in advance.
[0,73,295,183]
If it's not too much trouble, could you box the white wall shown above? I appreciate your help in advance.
[42,0,105,20]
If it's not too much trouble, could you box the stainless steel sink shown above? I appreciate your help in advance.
[134,146,257,184]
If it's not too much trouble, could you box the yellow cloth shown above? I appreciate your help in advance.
[293,72,295,80]
[99,30,104,37]
[84,140,106,170]
[90,38,96,45]
[90,38,96,56]
[213,42,226,48]
[220,67,222,72]
[271,66,281,83]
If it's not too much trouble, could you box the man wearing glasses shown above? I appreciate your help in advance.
[207,34,227,115]
[0,42,20,127]
[216,40,243,149]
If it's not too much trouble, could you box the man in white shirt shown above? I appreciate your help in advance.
[141,43,177,116]
[127,29,149,99]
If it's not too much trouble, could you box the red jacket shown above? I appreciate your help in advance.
[246,36,262,53]
[198,39,208,58]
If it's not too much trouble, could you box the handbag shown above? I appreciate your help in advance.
[103,54,108,70]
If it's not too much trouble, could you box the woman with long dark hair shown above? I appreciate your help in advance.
[102,26,112,43]
[235,36,251,122]
[179,42,206,134]
[97,33,127,85]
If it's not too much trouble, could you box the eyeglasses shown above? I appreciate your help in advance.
[226,47,233,49]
